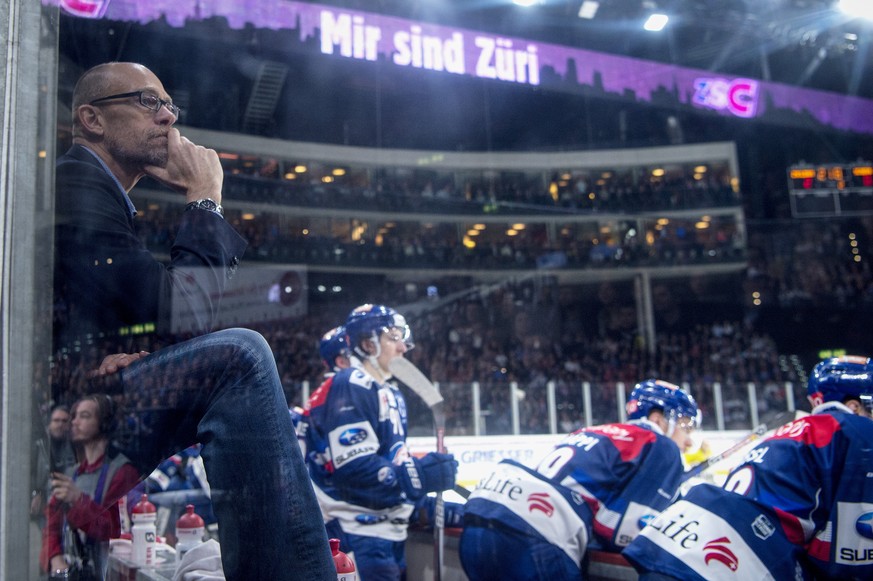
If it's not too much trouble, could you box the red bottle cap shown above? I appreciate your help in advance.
[176,504,205,529]
[132,494,156,514]
[329,538,356,574]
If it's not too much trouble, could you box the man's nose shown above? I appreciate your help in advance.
[155,105,176,125]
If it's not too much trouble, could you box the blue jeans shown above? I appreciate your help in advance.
[343,532,406,581]
[118,328,334,580]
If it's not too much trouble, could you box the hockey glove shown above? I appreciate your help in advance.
[398,452,458,501]
[411,496,465,530]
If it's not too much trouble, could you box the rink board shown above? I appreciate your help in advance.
[405,530,637,580]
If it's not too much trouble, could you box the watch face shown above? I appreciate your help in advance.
[198,199,217,211]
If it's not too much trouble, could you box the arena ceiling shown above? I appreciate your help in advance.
[335,0,873,98]
[54,0,873,200]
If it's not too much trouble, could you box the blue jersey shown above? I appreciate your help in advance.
[625,403,873,580]
[302,366,415,541]
[463,419,685,568]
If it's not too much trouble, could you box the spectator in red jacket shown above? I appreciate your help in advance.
[41,394,140,579]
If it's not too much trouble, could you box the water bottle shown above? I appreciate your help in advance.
[330,538,356,581]
[175,504,205,562]
[131,494,157,566]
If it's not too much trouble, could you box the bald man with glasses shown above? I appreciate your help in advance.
[55,61,243,339]
[51,62,334,580]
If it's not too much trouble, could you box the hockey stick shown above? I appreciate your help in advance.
[681,409,802,482]
[389,357,446,581]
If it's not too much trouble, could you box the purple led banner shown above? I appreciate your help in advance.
[45,0,873,135]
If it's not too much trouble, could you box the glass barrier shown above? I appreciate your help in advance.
[1,0,870,578]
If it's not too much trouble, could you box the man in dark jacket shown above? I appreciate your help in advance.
[51,62,333,581]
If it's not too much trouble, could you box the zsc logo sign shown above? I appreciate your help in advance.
[339,427,368,446]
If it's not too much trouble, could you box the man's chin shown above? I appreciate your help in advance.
[149,152,169,168]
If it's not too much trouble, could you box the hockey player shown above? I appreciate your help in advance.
[459,379,700,581]
[303,304,458,580]
[290,326,351,462]
[624,355,873,580]
[318,325,351,374]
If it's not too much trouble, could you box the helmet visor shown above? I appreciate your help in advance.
[672,410,701,432]
[381,324,414,351]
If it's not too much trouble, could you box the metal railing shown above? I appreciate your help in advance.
[294,379,808,437]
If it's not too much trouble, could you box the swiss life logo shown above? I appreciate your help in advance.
[703,537,740,571]
[527,492,555,517]
[60,0,111,19]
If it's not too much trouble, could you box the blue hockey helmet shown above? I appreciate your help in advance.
[345,304,412,357]
[319,325,350,371]
[626,379,700,428]
[807,356,873,412]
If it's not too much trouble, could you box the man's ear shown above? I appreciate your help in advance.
[845,399,863,415]
[361,338,377,356]
[76,104,106,137]
[646,409,664,423]
[808,394,824,409]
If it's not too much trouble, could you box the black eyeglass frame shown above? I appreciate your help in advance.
[88,90,180,117]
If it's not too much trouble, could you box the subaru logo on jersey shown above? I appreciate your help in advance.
[751,514,776,540]
[703,537,739,571]
[527,492,554,517]
[339,427,368,446]
[857,512,873,540]
[638,513,656,530]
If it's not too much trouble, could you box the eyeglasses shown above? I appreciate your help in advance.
[89,91,180,118]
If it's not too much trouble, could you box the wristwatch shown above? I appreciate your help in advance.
[185,198,223,217]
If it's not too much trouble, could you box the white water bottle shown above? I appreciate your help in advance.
[131,494,157,566]
[175,504,205,562]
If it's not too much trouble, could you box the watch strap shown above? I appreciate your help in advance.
[185,198,223,217]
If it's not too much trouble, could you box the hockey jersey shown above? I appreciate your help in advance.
[625,402,873,580]
[301,366,415,541]
[464,419,686,567]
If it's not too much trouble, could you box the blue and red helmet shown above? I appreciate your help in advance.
[344,304,412,357]
[808,355,873,411]
[319,325,350,371]
[626,379,700,428]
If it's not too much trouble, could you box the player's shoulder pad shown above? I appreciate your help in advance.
[769,414,841,447]
[343,367,378,390]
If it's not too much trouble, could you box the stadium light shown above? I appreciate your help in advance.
[839,0,873,21]
[512,0,541,6]
[643,13,669,31]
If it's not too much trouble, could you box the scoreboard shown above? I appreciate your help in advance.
[788,162,873,217]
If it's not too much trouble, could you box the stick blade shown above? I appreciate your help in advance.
[389,357,444,407]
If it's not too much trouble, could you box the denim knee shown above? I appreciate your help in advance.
[207,327,275,370]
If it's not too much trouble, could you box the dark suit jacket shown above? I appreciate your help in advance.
[54,144,247,346]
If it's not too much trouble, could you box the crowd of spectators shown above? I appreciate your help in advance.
[746,216,873,309]
[133,203,746,271]
[45,273,802,442]
[41,157,873,440]
[217,157,740,216]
